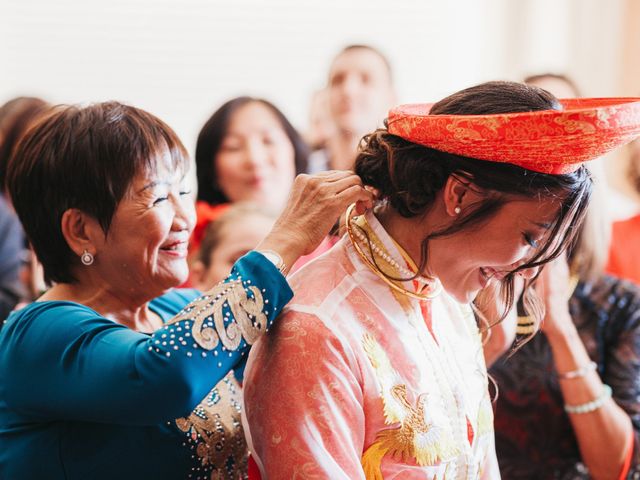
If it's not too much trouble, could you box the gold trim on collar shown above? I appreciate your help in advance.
[345,203,442,301]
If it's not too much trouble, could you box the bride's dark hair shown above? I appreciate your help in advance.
[355,81,592,329]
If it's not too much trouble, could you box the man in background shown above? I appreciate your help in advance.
[308,44,396,173]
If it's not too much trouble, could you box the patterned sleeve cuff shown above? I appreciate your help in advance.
[152,251,294,360]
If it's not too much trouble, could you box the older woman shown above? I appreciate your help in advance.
[0,102,373,479]
[242,82,640,478]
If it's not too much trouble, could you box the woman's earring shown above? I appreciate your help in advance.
[454,206,461,215]
[81,250,94,266]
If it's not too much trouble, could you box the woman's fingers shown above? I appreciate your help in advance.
[261,172,374,260]
[335,184,375,210]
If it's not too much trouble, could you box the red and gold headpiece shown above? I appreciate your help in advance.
[387,98,640,174]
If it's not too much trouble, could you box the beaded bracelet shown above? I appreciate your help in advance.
[558,360,597,380]
[564,384,612,414]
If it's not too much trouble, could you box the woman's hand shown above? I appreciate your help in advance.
[536,253,576,339]
[257,171,374,272]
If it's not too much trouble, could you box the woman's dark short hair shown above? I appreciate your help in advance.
[6,101,189,285]
[195,96,310,205]
[355,81,592,321]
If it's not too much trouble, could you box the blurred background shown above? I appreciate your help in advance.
[2,0,639,205]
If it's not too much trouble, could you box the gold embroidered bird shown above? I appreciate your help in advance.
[361,334,459,479]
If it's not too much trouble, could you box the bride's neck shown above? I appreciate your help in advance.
[373,205,427,267]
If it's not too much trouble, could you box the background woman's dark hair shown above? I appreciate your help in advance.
[355,81,592,323]
[6,101,189,285]
[0,96,50,193]
[195,96,310,205]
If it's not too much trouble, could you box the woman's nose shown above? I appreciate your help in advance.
[172,194,195,232]
[245,141,268,168]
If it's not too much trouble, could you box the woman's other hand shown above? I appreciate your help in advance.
[536,253,575,339]
[257,171,374,272]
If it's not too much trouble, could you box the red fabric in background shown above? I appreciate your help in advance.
[607,214,640,285]
[190,201,229,254]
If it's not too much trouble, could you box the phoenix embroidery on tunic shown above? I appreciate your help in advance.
[361,334,459,479]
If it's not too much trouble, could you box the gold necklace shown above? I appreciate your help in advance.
[345,203,442,301]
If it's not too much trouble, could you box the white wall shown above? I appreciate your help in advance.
[2,0,624,157]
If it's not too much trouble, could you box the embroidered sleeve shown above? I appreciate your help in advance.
[163,272,275,354]
[243,310,366,479]
[1,251,292,424]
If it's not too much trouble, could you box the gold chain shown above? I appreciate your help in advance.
[345,204,442,301]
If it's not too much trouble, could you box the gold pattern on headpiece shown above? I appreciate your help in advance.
[167,279,267,351]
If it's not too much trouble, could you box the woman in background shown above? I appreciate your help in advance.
[0,96,50,320]
[190,203,277,290]
[485,181,640,479]
[608,138,640,284]
[192,97,309,252]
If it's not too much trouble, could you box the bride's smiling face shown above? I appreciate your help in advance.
[426,196,561,303]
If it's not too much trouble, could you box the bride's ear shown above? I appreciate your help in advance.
[442,174,481,217]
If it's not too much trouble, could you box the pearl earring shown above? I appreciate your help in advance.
[81,250,94,266]
[454,206,461,215]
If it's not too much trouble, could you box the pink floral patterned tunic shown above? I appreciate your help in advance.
[243,211,500,479]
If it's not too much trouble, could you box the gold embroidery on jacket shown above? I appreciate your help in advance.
[175,371,247,479]
[168,280,267,351]
[361,334,459,479]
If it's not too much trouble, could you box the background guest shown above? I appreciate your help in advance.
[192,96,309,253]
[307,44,397,173]
[0,96,50,198]
[0,96,50,320]
[608,139,640,284]
[190,203,277,290]
[305,88,336,152]
[524,73,582,98]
